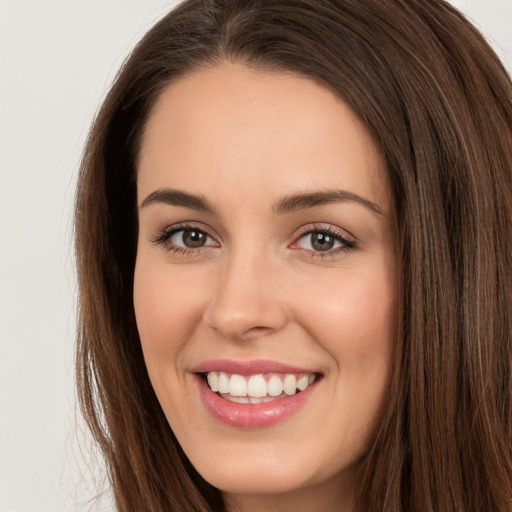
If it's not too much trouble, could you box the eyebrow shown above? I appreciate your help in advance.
[272,190,385,216]
[140,189,216,213]
[140,188,384,217]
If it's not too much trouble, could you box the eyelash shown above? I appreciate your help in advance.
[151,222,356,258]
[151,223,218,257]
[293,224,356,258]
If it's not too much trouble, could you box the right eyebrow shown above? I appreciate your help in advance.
[140,188,217,214]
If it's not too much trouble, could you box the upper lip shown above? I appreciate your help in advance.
[190,359,320,376]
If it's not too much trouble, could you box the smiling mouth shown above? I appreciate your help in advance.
[203,371,319,404]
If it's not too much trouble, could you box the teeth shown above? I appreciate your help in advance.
[218,372,230,393]
[249,396,275,404]
[297,375,310,391]
[229,374,247,396]
[205,371,317,399]
[283,374,297,395]
[267,375,283,396]
[227,395,250,404]
[207,372,219,392]
[247,374,267,398]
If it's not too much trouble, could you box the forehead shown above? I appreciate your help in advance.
[137,62,390,214]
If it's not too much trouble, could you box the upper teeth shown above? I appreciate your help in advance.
[206,371,316,398]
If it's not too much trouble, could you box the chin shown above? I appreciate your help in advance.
[199,459,320,495]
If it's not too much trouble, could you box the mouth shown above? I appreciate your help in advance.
[191,359,322,428]
[202,371,318,404]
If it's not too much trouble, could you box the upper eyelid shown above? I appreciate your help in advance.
[294,223,356,242]
[155,222,218,240]
[293,228,355,249]
[170,227,217,243]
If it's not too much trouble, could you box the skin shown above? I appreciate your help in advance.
[134,62,398,512]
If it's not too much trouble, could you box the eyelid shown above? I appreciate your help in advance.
[294,223,356,243]
[169,228,217,248]
[290,223,357,254]
[150,222,220,251]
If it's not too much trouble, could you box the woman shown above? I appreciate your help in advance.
[74,0,512,510]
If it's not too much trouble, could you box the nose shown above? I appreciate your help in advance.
[202,248,290,340]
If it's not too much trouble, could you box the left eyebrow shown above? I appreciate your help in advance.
[272,189,385,217]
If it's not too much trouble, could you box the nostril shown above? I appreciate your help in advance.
[248,325,274,333]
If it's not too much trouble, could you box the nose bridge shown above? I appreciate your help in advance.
[203,242,289,339]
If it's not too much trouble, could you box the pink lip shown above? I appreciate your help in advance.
[190,358,318,375]
[191,359,321,428]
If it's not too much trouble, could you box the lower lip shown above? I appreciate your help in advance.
[194,374,320,428]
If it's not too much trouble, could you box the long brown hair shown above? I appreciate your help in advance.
[75,1,512,510]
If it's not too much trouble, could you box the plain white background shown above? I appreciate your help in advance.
[0,1,510,511]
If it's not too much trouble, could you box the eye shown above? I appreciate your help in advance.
[152,224,219,254]
[292,225,356,255]
[299,231,341,252]
[170,228,213,248]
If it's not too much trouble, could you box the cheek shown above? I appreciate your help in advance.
[306,266,396,341]
[132,257,214,437]
[298,263,397,396]
[133,257,205,368]
[307,265,397,443]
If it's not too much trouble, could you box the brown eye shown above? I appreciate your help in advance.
[310,232,336,251]
[164,227,217,251]
[181,229,207,248]
[293,227,356,256]
[298,231,342,252]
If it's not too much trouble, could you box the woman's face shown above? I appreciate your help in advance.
[134,63,397,507]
